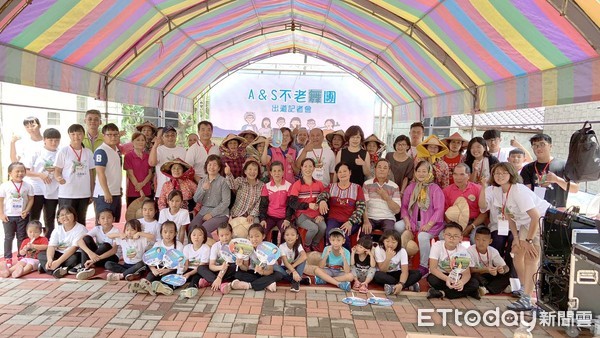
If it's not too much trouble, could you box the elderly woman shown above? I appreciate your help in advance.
[416,135,450,189]
[363,134,386,180]
[336,126,370,186]
[326,130,346,156]
[317,162,366,249]
[157,158,197,211]
[385,135,413,197]
[395,161,445,277]
[190,154,231,234]
[261,127,298,184]
[220,134,248,179]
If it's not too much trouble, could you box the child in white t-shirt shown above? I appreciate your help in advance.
[74,209,120,280]
[138,199,160,242]
[179,226,211,299]
[0,162,35,260]
[136,221,183,296]
[373,230,422,295]
[106,219,155,282]
[273,226,309,292]
[468,227,510,295]
[198,222,236,294]
[158,190,190,243]
[427,223,479,300]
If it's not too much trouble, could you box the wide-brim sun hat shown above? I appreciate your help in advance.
[445,196,470,229]
[442,132,468,150]
[125,196,145,221]
[325,130,346,144]
[221,133,247,147]
[363,134,385,148]
[135,120,157,133]
[239,130,258,139]
[160,157,192,174]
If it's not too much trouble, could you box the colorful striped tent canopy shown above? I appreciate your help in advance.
[0,0,599,120]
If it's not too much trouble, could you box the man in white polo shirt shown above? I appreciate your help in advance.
[185,121,220,182]
[94,123,123,220]
[149,125,187,199]
[295,128,336,185]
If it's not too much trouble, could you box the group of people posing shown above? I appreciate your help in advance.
[0,113,577,311]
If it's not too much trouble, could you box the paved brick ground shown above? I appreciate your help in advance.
[0,279,588,337]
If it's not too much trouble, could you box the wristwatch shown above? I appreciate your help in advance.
[525,238,533,244]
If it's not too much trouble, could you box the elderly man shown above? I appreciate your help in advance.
[295,128,336,185]
[362,159,401,234]
[185,121,220,182]
[443,163,487,243]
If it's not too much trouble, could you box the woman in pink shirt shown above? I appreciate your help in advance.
[124,132,153,206]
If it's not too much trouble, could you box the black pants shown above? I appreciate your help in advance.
[58,198,90,225]
[42,199,59,238]
[197,264,237,283]
[235,269,283,291]
[491,231,518,278]
[472,272,510,294]
[30,195,45,223]
[38,250,80,273]
[427,273,479,299]
[105,261,147,276]
[3,216,28,259]
[373,269,422,289]
[80,236,119,267]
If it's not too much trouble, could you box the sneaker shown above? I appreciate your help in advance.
[507,295,532,311]
[478,286,489,298]
[37,264,44,274]
[180,287,198,299]
[470,289,482,300]
[358,283,368,294]
[140,278,155,295]
[76,268,96,280]
[107,273,122,282]
[417,266,429,278]
[68,264,83,275]
[300,277,311,286]
[266,282,277,292]
[352,280,361,290]
[512,288,524,298]
[314,276,326,285]
[384,284,395,295]
[409,283,421,293]
[338,281,351,292]
[427,288,444,299]
[503,285,512,294]
[231,279,251,290]
[52,267,68,279]
[290,281,300,292]
[152,281,173,296]
[198,278,211,288]
[124,272,141,281]
[220,282,231,295]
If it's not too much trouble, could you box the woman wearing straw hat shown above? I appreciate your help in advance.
[325,130,345,156]
[363,134,386,181]
[416,135,451,189]
[157,158,197,211]
[220,134,249,179]
[246,136,270,183]
[239,130,258,144]
[136,121,157,153]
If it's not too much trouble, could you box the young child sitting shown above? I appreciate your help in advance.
[158,190,190,244]
[0,221,48,278]
[74,209,120,280]
[106,219,155,281]
[468,227,510,296]
[197,222,237,294]
[313,228,353,291]
[427,222,479,300]
[225,224,283,293]
[138,199,160,242]
[373,229,422,295]
[273,226,309,292]
[350,236,376,294]
[179,226,211,299]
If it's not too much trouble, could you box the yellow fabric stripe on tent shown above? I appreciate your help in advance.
[416,21,484,85]
[471,0,554,70]
[574,0,600,29]
[25,0,101,53]
[541,68,558,107]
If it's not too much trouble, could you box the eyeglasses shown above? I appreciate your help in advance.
[444,234,462,240]
[532,142,549,149]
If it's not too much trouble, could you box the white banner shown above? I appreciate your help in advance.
[209,73,376,137]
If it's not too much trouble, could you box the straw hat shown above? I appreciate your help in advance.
[363,134,385,148]
[135,120,157,133]
[221,133,247,147]
[445,197,470,229]
[420,135,446,148]
[238,130,258,140]
[125,196,145,221]
[400,230,419,257]
[249,136,267,148]
[325,130,346,144]
[229,216,252,238]
[442,132,468,150]
[160,158,192,174]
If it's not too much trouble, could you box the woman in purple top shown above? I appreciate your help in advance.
[394,161,444,276]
